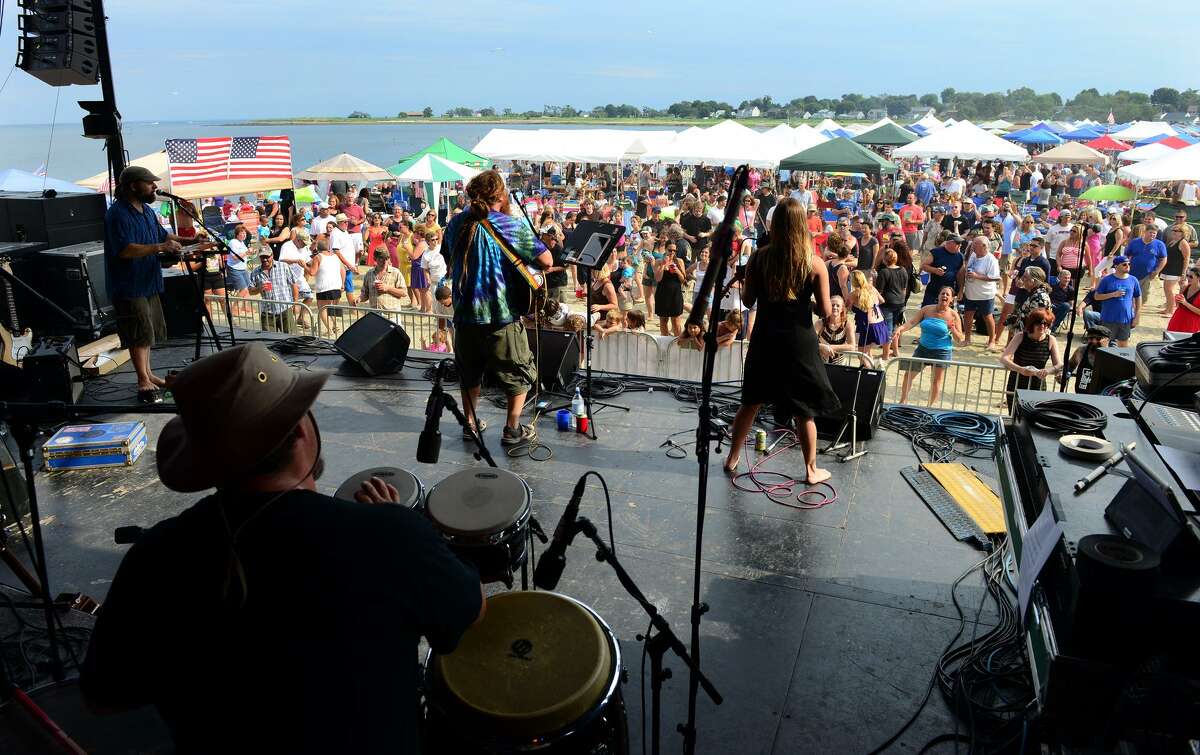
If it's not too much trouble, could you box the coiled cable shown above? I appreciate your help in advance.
[1017,398,1107,435]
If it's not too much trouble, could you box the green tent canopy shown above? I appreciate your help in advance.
[852,122,918,147]
[387,137,492,176]
[779,138,898,176]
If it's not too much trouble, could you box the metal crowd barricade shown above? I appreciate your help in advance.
[589,330,663,377]
[661,339,748,382]
[203,295,318,335]
[881,355,1012,413]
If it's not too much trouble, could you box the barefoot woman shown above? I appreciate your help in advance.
[725,198,841,484]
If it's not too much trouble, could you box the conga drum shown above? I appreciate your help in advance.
[424,468,532,585]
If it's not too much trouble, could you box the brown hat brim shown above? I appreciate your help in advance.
[156,369,329,492]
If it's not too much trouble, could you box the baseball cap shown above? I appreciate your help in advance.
[1086,325,1111,339]
[1112,255,1129,265]
[335,213,349,222]
[944,234,963,244]
[258,248,272,257]
[118,165,161,184]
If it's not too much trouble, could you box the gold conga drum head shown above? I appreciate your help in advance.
[432,591,613,739]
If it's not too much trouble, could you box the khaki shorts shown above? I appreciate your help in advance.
[454,321,537,396]
[114,294,168,349]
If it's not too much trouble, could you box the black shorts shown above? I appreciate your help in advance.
[113,294,168,349]
[316,290,341,301]
[454,321,536,397]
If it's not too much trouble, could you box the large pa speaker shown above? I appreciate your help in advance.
[528,328,580,390]
[16,0,99,87]
[814,362,885,441]
[26,241,111,338]
[24,336,83,404]
[161,268,199,338]
[334,312,410,376]
[1093,345,1136,390]
[0,192,106,247]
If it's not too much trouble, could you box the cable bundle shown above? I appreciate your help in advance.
[1017,398,1107,435]
[727,429,839,509]
[867,537,1036,754]
[879,406,999,463]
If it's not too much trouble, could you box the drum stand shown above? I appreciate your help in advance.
[569,516,721,755]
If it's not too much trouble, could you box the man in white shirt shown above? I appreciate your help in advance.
[278,231,316,329]
[958,236,1001,348]
[1180,180,1198,206]
[1043,209,1074,274]
[707,194,726,226]
[947,175,966,198]
[328,214,359,306]
[310,204,334,237]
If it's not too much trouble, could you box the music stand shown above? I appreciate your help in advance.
[549,221,629,438]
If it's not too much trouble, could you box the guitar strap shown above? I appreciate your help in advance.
[477,219,543,290]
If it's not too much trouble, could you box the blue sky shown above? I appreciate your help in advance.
[1,0,1198,124]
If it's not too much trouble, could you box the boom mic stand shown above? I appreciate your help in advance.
[159,191,242,359]
[566,515,721,755]
[679,164,749,754]
[1058,222,1095,391]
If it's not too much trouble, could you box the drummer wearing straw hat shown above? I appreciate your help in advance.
[80,344,485,753]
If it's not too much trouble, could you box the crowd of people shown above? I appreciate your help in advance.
[169,151,1199,408]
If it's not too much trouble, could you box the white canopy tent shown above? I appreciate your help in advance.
[1033,141,1109,166]
[473,128,674,164]
[1111,121,1177,142]
[1117,142,1200,185]
[761,123,828,161]
[638,119,776,167]
[865,117,897,131]
[78,149,170,192]
[912,112,945,132]
[979,119,1014,130]
[1117,142,1176,163]
[842,123,870,135]
[812,118,843,133]
[892,121,1029,162]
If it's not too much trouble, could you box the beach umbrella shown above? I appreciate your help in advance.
[296,152,391,182]
[1079,184,1135,201]
[0,168,90,194]
[391,154,482,183]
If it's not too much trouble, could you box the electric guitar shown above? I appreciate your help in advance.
[0,257,33,366]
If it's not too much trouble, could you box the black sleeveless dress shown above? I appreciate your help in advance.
[1005,332,1052,404]
[742,265,841,423]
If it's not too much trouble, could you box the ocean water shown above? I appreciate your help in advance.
[0,121,674,185]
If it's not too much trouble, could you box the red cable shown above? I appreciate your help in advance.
[12,687,88,755]
[729,430,839,509]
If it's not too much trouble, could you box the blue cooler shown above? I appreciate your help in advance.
[44,422,148,471]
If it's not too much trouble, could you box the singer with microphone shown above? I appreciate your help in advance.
[103,166,214,404]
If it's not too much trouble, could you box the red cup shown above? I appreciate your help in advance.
[262,280,273,293]
[577,416,589,434]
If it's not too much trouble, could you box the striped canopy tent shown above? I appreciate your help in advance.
[388,137,491,175]
[296,153,391,183]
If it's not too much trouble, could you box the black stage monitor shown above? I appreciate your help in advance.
[563,220,624,271]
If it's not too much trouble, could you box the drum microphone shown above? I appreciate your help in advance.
[416,361,450,464]
[533,474,588,590]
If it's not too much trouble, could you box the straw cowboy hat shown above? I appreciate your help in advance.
[156,344,329,492]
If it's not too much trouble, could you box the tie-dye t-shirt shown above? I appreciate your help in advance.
[445,210,546,326]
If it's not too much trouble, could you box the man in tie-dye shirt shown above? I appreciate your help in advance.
[444,170,552,446]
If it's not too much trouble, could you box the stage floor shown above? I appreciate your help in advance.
[9,334,1000,754]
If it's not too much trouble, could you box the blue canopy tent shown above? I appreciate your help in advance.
[821,128,855,139]
[907,124,928,136]
[0,168,90,194]
[1133,132,1199,147]
[1004,128,1064,145]
[1061,125,1104,141]
[1030,121,1068,134]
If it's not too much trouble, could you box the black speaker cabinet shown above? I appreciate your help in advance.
[1093,345,1136,390]
[24,336,83,404]
[527,328,580,390]
[161,268,200,338]
[0,192,105,247]
[335,312,410,376]
[815,362,885,441]
[23,241,112,337]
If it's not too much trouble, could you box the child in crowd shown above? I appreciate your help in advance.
[595,309,623,338]
[423,328,451,354]
[716,310,742,348]
[675,320,705,350]
[623,310,646,332]
[849,270,894,360]
[432,285,453,330]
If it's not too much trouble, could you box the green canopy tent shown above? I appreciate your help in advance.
[779,138,898,176]
[387,138,492,175]
[851,122,918,147]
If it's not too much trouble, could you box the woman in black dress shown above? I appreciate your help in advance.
[725,198,841,484]
[654,244,686,335]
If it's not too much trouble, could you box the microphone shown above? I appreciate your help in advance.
[416,361,449,464]
[533,474,588,590]
[155,189,187,203]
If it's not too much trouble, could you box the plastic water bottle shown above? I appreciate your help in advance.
[570,387,586,418]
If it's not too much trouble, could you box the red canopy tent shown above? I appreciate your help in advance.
[1155,136,1193,150]
[1086,135,1132,152]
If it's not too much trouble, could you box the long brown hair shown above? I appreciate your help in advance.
[756,198,813,301]
[464,170,510,220]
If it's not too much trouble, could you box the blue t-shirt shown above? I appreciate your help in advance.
[104,199,168,300]
[922,246,965,303]
[1124,237,1167,279]
[1095,273,1141,324]
[915,180,936,205]
[834,199,859,216]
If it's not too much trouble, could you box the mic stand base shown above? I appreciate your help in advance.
[820,362,868,462]
[572,516,721,755]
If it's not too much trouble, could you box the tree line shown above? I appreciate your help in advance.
[352,87,1198,122]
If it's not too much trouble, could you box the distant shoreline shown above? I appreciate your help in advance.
[237,116,841,128]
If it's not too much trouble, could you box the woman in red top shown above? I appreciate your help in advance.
[1166,266,1200,333]
[364,213,386,265]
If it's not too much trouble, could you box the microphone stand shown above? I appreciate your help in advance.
[161,193,242,358]
[1057,222,1091,391]
[567,515,721,755]
[679,164,748,754]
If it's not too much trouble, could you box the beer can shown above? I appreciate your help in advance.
[754,429,767,452]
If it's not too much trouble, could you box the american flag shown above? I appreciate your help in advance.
[165,136,292,186]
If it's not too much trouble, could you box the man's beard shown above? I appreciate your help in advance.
[136,187,156,204]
